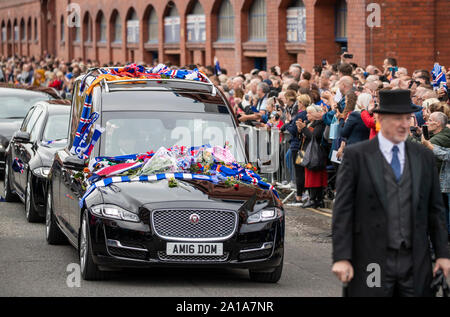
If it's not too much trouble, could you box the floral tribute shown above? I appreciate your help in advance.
[78,144,279,208]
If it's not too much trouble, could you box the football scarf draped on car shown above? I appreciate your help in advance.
[79,144,280,208]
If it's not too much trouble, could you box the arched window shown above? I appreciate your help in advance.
[164,3,180,43]
[7,21,11,41]
[249,0,266,41]
[84,13,92,42]
[20,19,26,41]
[287,0,306,43]
[112,11,122,43]
[97,12,107,42]
[60,15,65,42]
[187,1,205,43]
[147,7,158,43]
[336,0,347,42]
[218,0,234,42]
[27,18,31,41]
[13,20,18,41]
[1,22,5,42]
[34,18,38,41]
[126,9,139,44]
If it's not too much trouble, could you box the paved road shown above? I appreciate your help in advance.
[0,181,340,297]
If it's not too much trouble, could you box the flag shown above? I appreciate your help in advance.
[214,57,222,75]
[431,63,447,92]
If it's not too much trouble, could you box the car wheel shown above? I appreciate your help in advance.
[3,157,19,202]
[45,187,67,245]
[79,211,106,281]
[249,256,284,283]
[25,173,42,223]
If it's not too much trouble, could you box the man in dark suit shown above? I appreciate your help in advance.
[332,89,450,297]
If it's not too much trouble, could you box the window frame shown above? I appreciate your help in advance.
[335,0,347,43]
[147,9,158,43]
[248,0,266,42]
[217,0,235,42]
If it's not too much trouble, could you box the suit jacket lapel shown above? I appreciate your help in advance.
[405,140,420,213]
[365,136,389,212]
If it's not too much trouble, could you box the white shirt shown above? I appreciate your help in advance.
[377,132,406,174]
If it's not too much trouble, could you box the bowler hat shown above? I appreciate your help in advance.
[373,89,421,114]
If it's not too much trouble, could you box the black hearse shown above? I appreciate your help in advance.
[46,72,284,282]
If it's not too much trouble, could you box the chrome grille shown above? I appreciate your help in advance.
[157,251,229,262]
[151,209,237,241]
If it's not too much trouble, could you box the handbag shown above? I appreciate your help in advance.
[295,136,306,165]
[329,115,339,140]
[301,137,327,171]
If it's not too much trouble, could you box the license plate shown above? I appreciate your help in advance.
[166,243,223,256]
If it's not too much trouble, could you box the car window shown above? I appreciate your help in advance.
[21,107,35,132]
[29,109,45,142]
[24,107,43,134]
[0,95,49,119]
[42,113,70,143]
[68,81,83,148]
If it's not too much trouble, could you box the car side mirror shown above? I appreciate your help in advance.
[63,156,86,171]
[14,131,31,143]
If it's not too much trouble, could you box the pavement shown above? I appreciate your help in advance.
[0,181,342,297]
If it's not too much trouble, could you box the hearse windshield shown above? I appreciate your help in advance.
[100,111,246,163]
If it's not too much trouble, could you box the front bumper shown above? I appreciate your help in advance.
[87,209,285,271]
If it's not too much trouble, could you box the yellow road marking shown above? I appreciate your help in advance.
[306,208,332,218]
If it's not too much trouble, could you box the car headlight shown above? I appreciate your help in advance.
[247,208,283,224]
[90,204,140,223]
[33,167,51,178]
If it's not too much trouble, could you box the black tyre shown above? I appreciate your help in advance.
[79,211,106,280]
[25,173,42,223]
[3,157,19,202]
[249,256,284,283]
[45,187,67,245]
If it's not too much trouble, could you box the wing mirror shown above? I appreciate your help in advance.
[14,131,31,143]
[63,156,86,171]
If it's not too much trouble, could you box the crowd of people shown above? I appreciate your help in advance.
[211,54,450,240]
[1,53,450,239]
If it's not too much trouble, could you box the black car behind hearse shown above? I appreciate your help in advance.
[4,99,71,222]
[46,67,285,282]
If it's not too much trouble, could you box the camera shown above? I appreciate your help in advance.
[343,53,353,59]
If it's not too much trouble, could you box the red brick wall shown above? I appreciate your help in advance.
[366,0,436,74]
[215,47,237,74]
[0,0,449,75]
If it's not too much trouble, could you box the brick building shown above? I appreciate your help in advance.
[0,0,449,75]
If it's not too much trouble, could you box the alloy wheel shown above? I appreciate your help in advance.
[25,179,31,219]
[79,217,88,273]
[45,192,51,239]
[4,163,9,197]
